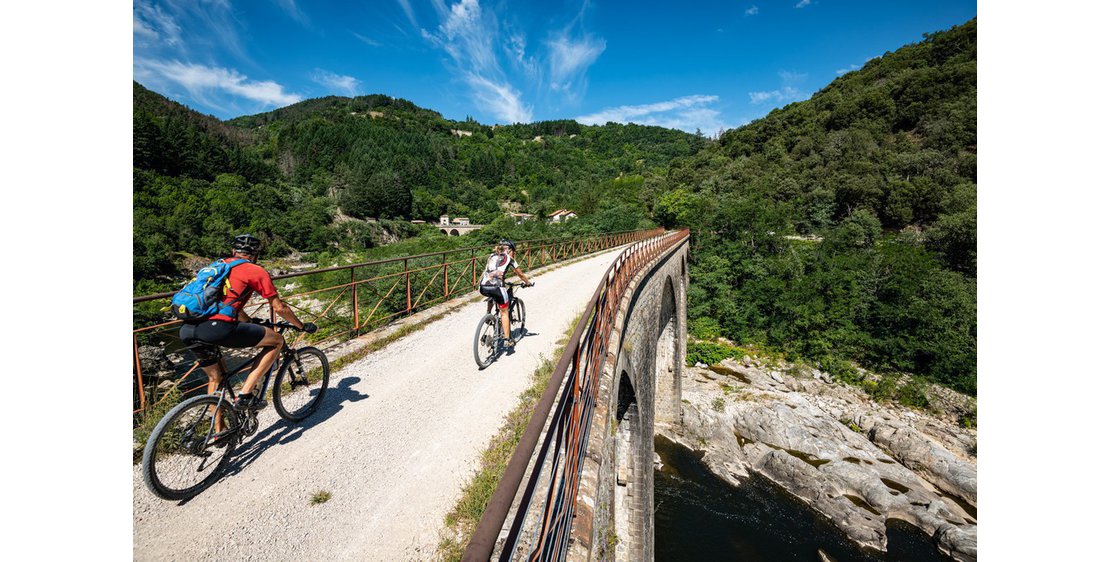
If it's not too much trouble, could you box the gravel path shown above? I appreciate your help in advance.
[133,248,624,561]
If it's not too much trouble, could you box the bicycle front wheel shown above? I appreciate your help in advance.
[273,347,330,422]
[474,313,499,369]
[141,394,239,501]
[510,298,526,340]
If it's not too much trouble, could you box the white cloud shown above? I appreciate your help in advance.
[546,32,605,94]
[745,6,759,16]
[465,74,533,123]
[135,58,302,108]
[576,95,727,134]
[836,63,861,75]
[312,69,360,96]
[353,32,381,47]
[796,0,812,7]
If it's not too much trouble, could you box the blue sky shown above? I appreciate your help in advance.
[133,0,976,134]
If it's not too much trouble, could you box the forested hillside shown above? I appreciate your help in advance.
[658,20,977,393]
[133,18,976,394]
[133,83,702,292]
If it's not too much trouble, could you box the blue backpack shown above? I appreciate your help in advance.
[170,259,249,322]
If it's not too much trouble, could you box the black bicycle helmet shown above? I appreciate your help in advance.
[232,233,263,254]
[500,239,517,252]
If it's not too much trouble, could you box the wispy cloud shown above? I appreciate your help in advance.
[745,6,759,16]
[465,74,532,124]
[274,0,309,26]
[836,64,861,75]
[419,0,607,124]
[778,70,808,84]
[133,1,182,49]
[796,0,812,8]
[423,0,531,122]
[133,0,251,64]
[353,32,381,47]
[312,69,360,95]
[505,33,539,78]
[546,32,605,95]
[135,58,302,110]
[749,70,810,105]
[577,95,728,135]
[397,0,419,29]
[748,87,802,104]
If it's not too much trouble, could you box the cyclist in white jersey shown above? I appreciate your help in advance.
[478,240,533,348]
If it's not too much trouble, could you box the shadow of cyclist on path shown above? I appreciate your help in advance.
[217,375,369,481]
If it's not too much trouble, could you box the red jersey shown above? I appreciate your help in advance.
[210,258,279,322]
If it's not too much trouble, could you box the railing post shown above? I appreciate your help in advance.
[443,253,449,300]
[405,258,412,312]
[351,268,360,336]
[134,334,146,413]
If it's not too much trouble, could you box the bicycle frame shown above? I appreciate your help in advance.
[212,337,297,405]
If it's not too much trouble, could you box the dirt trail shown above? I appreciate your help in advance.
[133,247,625,561]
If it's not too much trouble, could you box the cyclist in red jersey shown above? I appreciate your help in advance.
[179,234,316,410]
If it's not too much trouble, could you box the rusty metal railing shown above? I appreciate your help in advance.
[132,228,664,418]
[463,228,690,562]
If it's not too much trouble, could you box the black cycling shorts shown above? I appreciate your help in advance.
[179,320,268,366]
[479,284,510,309]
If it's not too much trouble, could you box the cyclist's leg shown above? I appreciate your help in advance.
[227,324,282,397]
[498,287,512,341]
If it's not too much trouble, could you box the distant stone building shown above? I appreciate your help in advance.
[438,215,483,236]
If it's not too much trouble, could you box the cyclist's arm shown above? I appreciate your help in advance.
[513,266,531,285]
[268,295,305,330]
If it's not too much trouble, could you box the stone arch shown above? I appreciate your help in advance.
[614,371,643,560]
[654,276,681,426]
[440,228,448,235]
[450,229,460,236]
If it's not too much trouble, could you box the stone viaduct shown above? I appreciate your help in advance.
[468,231,690,562]
[568,233,688,561]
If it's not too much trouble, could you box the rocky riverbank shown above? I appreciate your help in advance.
[657,356,977,561]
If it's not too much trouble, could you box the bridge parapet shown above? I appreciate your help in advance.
[465,229,689,562]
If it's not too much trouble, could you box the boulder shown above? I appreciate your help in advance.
[137,345,175,380]
[669,359,977,558]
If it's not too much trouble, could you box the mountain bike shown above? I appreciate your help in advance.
[473,281,530,369]
[140,320,330,501]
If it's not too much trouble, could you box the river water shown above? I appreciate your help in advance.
[654,436,954,562]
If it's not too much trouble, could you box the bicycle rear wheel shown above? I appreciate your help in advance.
[273,347,330,422]
[141,394,239,500]
[473,313,499,369]
[510,298,526,340]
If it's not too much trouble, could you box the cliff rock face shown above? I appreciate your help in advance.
[659,359,977,561]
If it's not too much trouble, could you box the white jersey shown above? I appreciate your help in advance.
[480,252,518,287]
